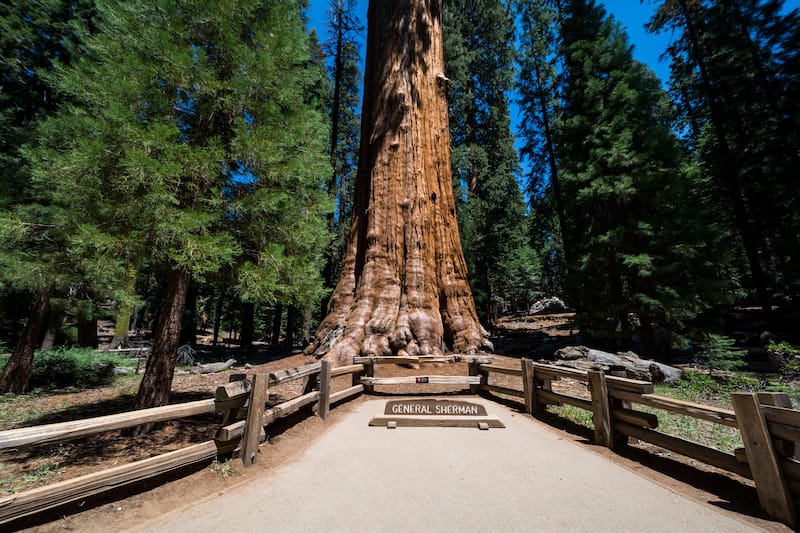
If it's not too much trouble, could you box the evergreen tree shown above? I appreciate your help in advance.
[444,0,529,323]
[18,0,331,405]
[557,0,714,353]
[320,0,362,309]
[0,1,97,393]
[516,0,569,299]
[648,0,800,307]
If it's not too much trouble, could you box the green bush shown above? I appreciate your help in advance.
[29,347,135,389]
[767,340,800,379]
[695,334,747,372]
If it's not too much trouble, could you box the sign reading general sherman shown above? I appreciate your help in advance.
[384,399,487,416]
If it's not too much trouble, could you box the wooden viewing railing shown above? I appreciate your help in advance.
[471,359,800,528]
[0,360,365,525]
[3,354,800,528]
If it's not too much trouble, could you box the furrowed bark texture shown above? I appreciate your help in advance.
[307,0,490,365]
[134,267,190,413]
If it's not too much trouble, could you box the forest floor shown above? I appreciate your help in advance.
[0,312,792,531]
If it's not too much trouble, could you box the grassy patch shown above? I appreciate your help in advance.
[29,347,138,389]
[541,369,799,454]
[209,459,241,478]
[546,403,594,429]
[0,460,61,494]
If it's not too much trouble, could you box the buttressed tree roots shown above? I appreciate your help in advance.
[306,0,491,365]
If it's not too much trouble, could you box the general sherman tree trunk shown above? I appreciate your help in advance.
[306,0,490,365]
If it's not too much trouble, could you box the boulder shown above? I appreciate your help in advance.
[553,345,682,384]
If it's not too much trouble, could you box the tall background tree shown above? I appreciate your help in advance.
[0,0,97,393]
[12,0,331,405]
[647,0,800,310]
[320,0,363,315]
[443,0,532,324]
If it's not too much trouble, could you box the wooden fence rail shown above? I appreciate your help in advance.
[478,358,799,528]
[0,360,366,525]
[4,353,800,528]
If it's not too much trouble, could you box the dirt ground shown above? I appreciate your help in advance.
[0,314,789,531]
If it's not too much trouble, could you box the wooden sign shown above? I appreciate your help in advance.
[384,399,487,416]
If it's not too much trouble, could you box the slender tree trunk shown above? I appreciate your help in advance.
[286,305,299,347]
[0,290,51,394]
[134,267,190,413]
[303,300,313,346]
[271,305,283,345]
[306,0,490,364]
[109,265,138,350]
[39,307,62,352]
[76,303,98,349]
[179,283,197,346]
[240,301,255,348]
[678,0,771,313]
[212,286,226,348]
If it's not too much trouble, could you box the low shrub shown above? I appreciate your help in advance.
[29,347,135,389]
[767,340,800,380]
[695,334,747,372]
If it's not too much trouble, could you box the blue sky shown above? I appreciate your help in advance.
[306,0,799,187]
[306,1,684,87]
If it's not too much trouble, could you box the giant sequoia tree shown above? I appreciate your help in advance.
[306,0,491,364]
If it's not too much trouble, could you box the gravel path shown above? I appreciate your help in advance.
[135,398,761,532]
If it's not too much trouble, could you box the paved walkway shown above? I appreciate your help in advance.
[137,398,760,532]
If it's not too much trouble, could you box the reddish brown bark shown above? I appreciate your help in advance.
[134,267,190,412]
[307,0,490,365]
[0,290,51,394]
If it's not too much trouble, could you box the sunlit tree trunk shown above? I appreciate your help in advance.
[307,0,490,364]
[134,267,189,413]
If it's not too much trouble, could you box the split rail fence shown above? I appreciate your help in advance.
[3,354,800,528]
[470,358,800,528]
[0,360,365,525]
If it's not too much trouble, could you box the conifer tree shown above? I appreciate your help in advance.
[320,0,363,309]
[648,0,800,306]
[20,0,331,406]
[0,1,97,393]
[557,0,713,353]
[306,0,490,363]
[443,0,529,322]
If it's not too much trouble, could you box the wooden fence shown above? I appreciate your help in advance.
[3,354,800,528]
[0,361,365,525]
[475,358,800,528]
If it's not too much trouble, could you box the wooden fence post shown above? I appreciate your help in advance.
[364,361,375,394]
[469,360,480,394]
[317,360,332,420]
[521,359,536,415]
[588,371,614,449]
[757,392,795,458]
[732,393,795,527]
[241,374,269,468]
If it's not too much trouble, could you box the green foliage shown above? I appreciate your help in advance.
[551,0,719,348]
[23,0,332,310]
[767,340,800,378]
[648,0,800,303]
[27,347,135,389]
[695,334,747,372]
[444,0,530,322]
[0,461,61,494]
